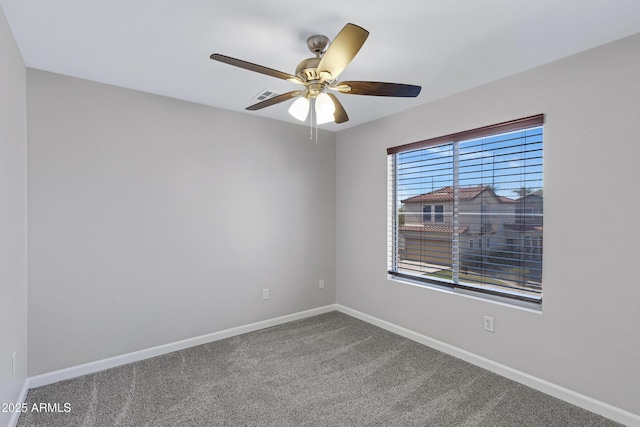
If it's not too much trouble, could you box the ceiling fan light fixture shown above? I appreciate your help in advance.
[315,92,336,124]
[288,97,309,121]
[316,110,335,125]
[315,92,335,115]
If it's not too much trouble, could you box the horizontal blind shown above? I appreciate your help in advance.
[388,115,544,304]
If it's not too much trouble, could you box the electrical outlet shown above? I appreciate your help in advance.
[484,316,495,333]
[262,288,269,300]
[12,352,16,376]
[319,279,325,289]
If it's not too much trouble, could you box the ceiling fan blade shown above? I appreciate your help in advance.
[327,94,349,124]
[210,54,303,84]
[335,81,422,97]
[246,91,304,111]
[317,23,369,81]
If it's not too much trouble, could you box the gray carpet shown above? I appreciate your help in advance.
[18,311,620,426]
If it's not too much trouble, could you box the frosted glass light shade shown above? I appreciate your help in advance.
[315,92,335,124]
[315,92,335,116]
[316,110,335,124]
[288,97,309,121]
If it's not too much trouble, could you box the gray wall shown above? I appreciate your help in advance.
[5,7,640,421]
[336,33,640,416]
[0,6,28,427]
[27,70,336,375]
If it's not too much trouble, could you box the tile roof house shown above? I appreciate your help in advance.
[398,185,541,276]
[401,185,509,204]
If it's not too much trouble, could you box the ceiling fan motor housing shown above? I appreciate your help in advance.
[294,34,332,84]
[295,57,322,83]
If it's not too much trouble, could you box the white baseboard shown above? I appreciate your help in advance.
[7,379,30,427]
[28,304,337,390]
[336,304,640,427]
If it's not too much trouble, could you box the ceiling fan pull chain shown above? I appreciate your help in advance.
[313,100,319,145]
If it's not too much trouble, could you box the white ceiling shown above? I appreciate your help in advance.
[2,0,640,131]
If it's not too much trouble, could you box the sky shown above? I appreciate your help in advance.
[394,126,543,202]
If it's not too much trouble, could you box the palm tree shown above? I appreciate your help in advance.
[513,187,534,197]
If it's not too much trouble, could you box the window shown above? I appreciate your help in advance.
[422,205,432,222]
[388,115,544,304]
[434,205,444,222]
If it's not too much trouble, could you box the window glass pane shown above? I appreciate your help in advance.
[422,205,431,222]
[434,205,444,222]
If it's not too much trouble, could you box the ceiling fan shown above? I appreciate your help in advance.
[210,23,421,125]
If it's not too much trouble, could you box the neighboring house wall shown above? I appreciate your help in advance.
[459,192,515,247]
[515,194,543,226]
[401,187,517,266]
